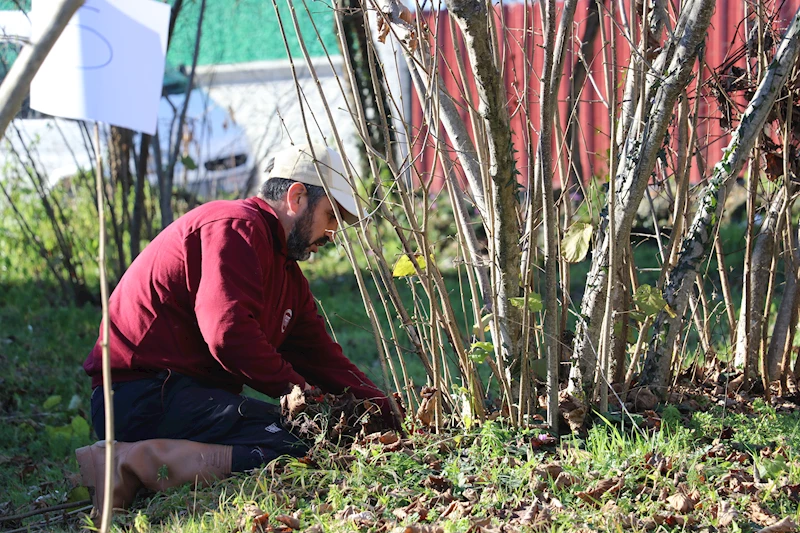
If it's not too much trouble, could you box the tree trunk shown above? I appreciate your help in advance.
[640,5,800,391]
[0,0,84,138]
[573,0,717,394]
[339,0,394,164]
[767,217,800,382]
[108,126,132,273]
[450,0,522,379]
[130,134,151,260]
[736,187,787,381]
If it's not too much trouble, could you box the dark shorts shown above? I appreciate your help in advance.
[91,371,308,471]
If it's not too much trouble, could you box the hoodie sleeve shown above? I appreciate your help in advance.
[278,276,396,425]
[192,219,307,397]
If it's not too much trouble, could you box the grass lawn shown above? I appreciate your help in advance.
[2,273,800,532]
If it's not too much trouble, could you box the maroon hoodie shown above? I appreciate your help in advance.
[84,197,389,412]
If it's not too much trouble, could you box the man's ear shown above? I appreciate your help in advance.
[285,182,307,216]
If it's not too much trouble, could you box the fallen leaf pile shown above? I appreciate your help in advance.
[280,385,393,445]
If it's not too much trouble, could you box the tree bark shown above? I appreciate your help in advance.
[130,134,150,260]
[0,0,84,138]
[108,126,132,274]
[640,5,800,391]
[450,0,522,374]
[573,0,716,393]
[736,189,788,378]
[339,0,394,163]
[767,215,800,381]
[737,187,787,381]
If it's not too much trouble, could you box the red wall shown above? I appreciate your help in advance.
[409,0,799,192]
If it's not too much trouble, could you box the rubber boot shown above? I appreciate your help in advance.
[75,439,233,511]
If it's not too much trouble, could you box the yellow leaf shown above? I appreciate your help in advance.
[392,254,427,277]
[472,313,492,336]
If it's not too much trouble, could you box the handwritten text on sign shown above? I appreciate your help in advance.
[30,0,170,134]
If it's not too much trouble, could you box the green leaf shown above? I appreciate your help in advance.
[561,222,593,263]
[46,423,73,440]
[67,486,90,503]
[180,155,198,170]
[43,395,62,410]
[509,293,543,313]
[469,341,494,364]
[633,284,668,317]
[70,416,91,441]
[757,455,787,480]
[392,254,427,277]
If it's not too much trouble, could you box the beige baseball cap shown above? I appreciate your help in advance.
[266,143,362,225]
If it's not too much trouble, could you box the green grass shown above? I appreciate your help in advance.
[2,276,800,532]
[10,409,799,532]
[0,282,98,516]
[2,182,797,531]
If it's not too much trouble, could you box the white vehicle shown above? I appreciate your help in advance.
[0,13,255,197]
[153,65,256,197]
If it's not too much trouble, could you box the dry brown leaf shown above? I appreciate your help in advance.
[390,526,444,533]
[652,513,690,527]
[576,477,623,506]
[379,431,400,445]
[640,518,658,531]
[376,17,390,43]
[534,463,563,480]
[666,490,697,513]
[398,3,413,24]
[631,387,658,412]
[408,32,419,53]
[619,513,643,529]
[750,500,778,523]
[717,500,739,527]
[755,517,799,533]
[530,479,548,492]
[416,387,438,427]
[274,515,300,530]
[393,500,429,521]
[252,512,270,533]
[517,502,540,524]
[423,474,451,491]
[727,374,745,393]
[784,483,800,503]
[439,500,460,519]
[554,471,579,490]
[281,386,307,418]
[428,488,454,507]
[463,488,479,502]
[440,500,472,520]
[645,452,673,474]
[236,504,265,532]
[558,391,587,432]
[312,502,333,514]
[303,526,323,533]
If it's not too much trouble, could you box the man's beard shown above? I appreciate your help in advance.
[286,207,329,261]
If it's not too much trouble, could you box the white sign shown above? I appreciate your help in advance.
[30,0,170,134]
